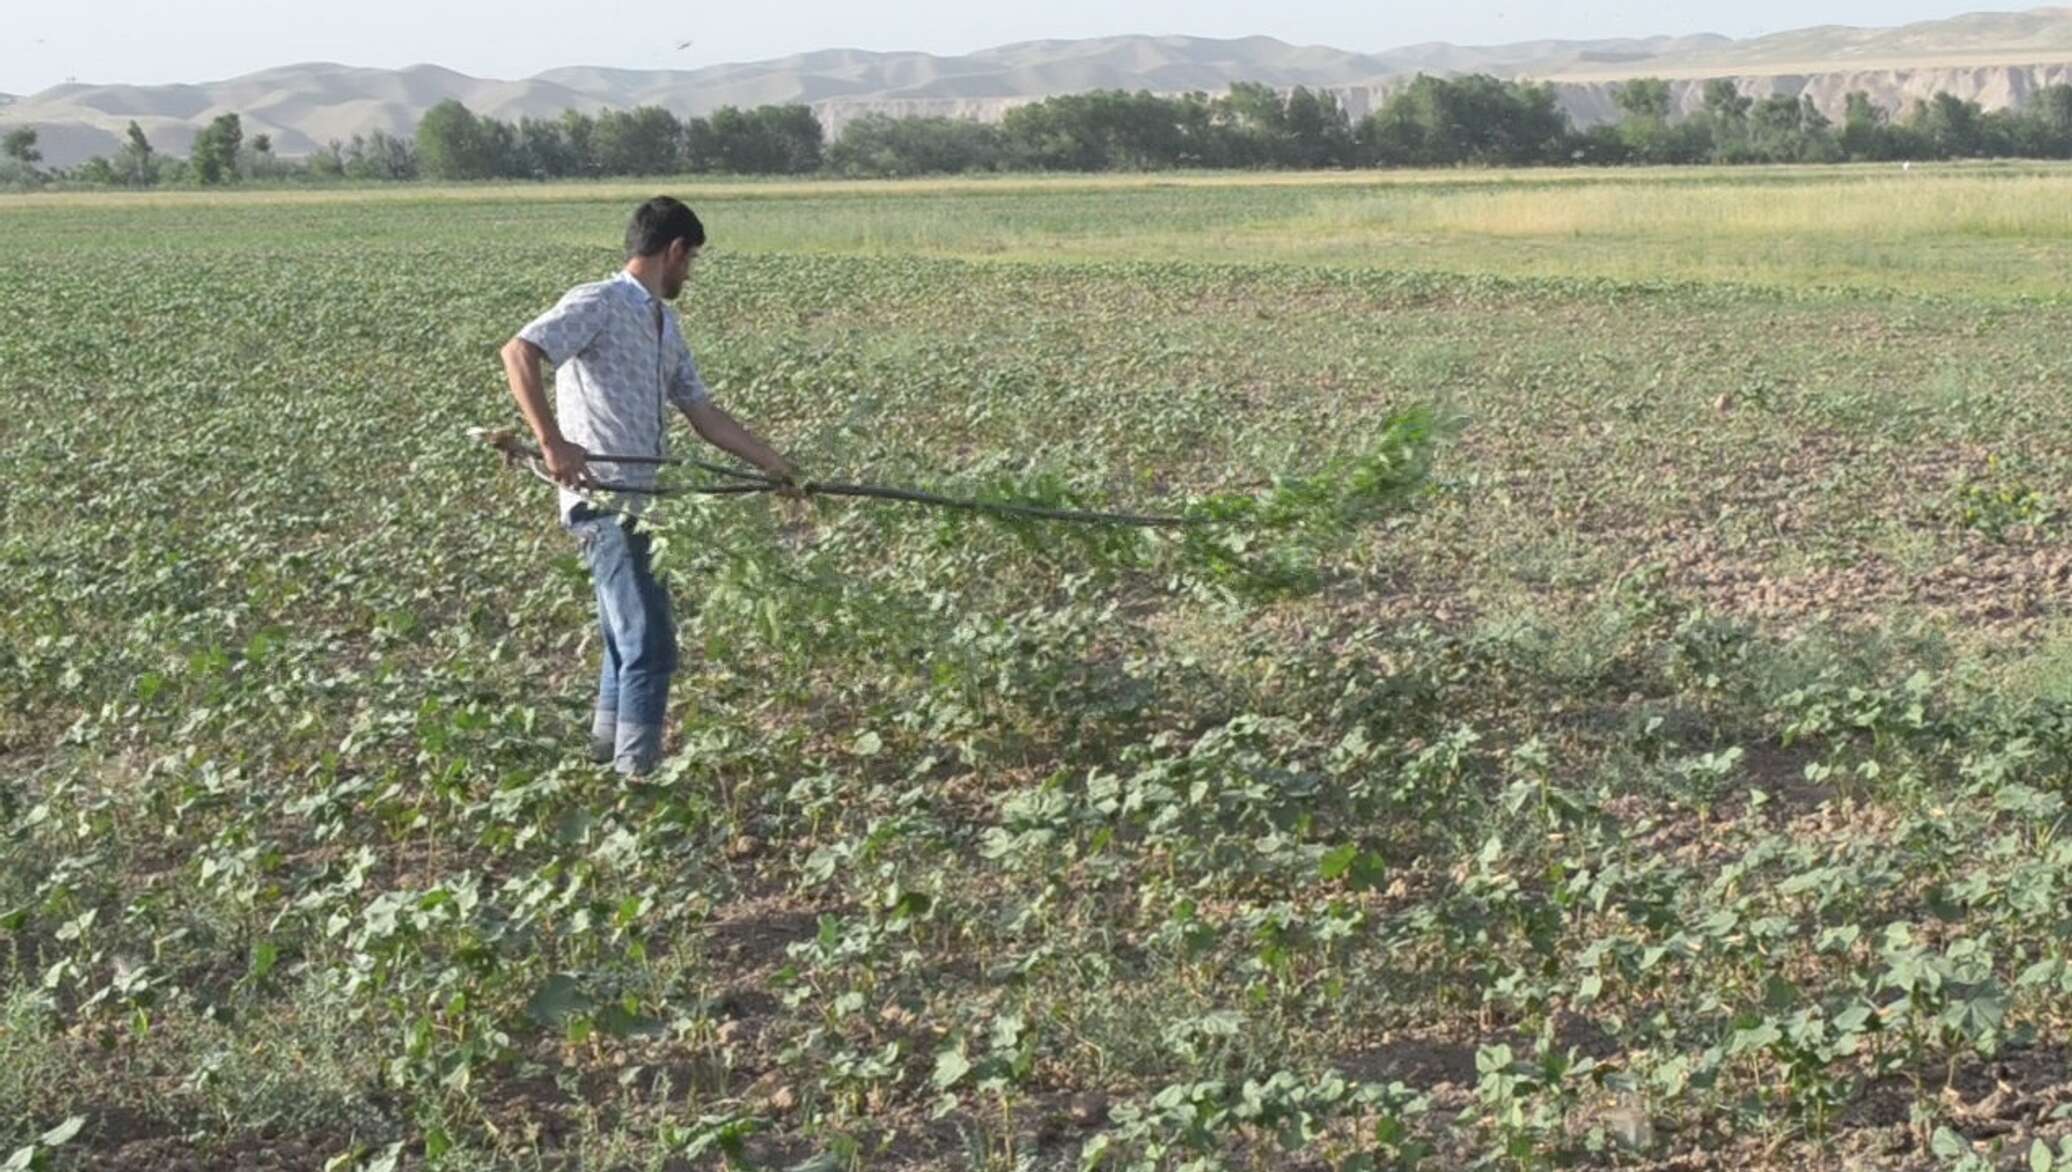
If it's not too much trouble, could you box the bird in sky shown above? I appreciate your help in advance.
[675,39,694,51]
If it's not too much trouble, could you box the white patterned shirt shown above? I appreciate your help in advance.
[518,271,713,519]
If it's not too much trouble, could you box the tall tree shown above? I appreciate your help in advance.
[1840,91,1888,158]
[1284,86,1355,168]
[593,106,683,175]
[342,130,416,180]
[1360,74,1572,167]
[191,113,243,184]
[1701,79,1752,123]
[756,104,824,173]
[1748,94,1803,144]
[416,99,494,180]
[1614,78,1674,123]
[704,104,822,174]
[559,109,598,177]
[682,115,719,172]
[516,117,573,177]
[1915,92,1983,157]
[2,127,40,166]
[827,113,1003,176]
[478,118,521,178]
[74,157,119,184]
[2039,85,2072,138]
[117,120,157,186]
[1611,77,1694,163]
[1700,79,1753,158]
[2025,84,2072,157]
[1002,96,1107,170]
[1215,81,1294,167]
[310,140,346,178]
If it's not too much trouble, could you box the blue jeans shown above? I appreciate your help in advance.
[568,509,677,774]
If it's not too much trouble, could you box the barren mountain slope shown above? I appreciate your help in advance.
[4,9,2070,167]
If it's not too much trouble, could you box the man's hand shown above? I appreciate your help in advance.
[541,436,591,487]
[767,459,808,500]
[501,336,587,489]
[683,399,804,499]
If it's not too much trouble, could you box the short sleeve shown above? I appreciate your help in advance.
[517,284,610,367]
[668,339,713,411]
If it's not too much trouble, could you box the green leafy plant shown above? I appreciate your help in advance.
[1951,454,2056,542]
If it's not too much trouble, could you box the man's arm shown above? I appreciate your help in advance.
[681,399,799,488]
[499,337,589,487]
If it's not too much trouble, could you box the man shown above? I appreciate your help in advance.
[500,196,798,776]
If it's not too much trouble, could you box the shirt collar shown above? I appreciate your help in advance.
[614,270,662,311]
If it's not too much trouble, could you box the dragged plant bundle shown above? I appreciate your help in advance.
[477,404,1452,601]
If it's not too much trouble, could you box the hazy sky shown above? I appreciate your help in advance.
[5,1,2004,95]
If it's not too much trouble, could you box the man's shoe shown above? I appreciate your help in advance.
[613,722,664,778]
[589,708,618,765]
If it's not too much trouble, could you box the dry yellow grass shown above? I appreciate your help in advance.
[9,162,2070,296]
[1330,173,2072,240]
[1198,166,2072,294]
[2,162,2010,212]
[0,170,1457,211]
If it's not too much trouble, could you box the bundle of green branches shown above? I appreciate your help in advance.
[480,405,1451,600]
[1172,405,1447,596]
[793,404,1451,601]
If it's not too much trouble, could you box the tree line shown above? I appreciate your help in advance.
[835,77,2072,171]
[8,74,2072,188]
[4,113,284,187]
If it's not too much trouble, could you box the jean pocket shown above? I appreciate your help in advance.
[570,518,608,559]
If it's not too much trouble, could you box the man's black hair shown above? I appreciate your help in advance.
[626,196,705,258]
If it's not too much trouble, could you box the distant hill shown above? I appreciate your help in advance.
[5,7,2072,167]
[1,63,611,164]
[1541,4,2072,77]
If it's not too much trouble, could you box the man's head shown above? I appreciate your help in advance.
[625,196,705,300]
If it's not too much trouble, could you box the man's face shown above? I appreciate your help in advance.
[661,240,701,300]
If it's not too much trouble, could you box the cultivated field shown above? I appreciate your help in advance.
[6,165,2072,1171]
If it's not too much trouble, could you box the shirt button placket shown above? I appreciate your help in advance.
[652,301,667,451]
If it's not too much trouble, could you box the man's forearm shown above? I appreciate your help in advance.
[685,401,794,479]
[503,338,591,486]
[500,338,564,446]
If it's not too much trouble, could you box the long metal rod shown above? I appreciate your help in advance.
[796,481,1199,527]
[470,427,1203,528]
